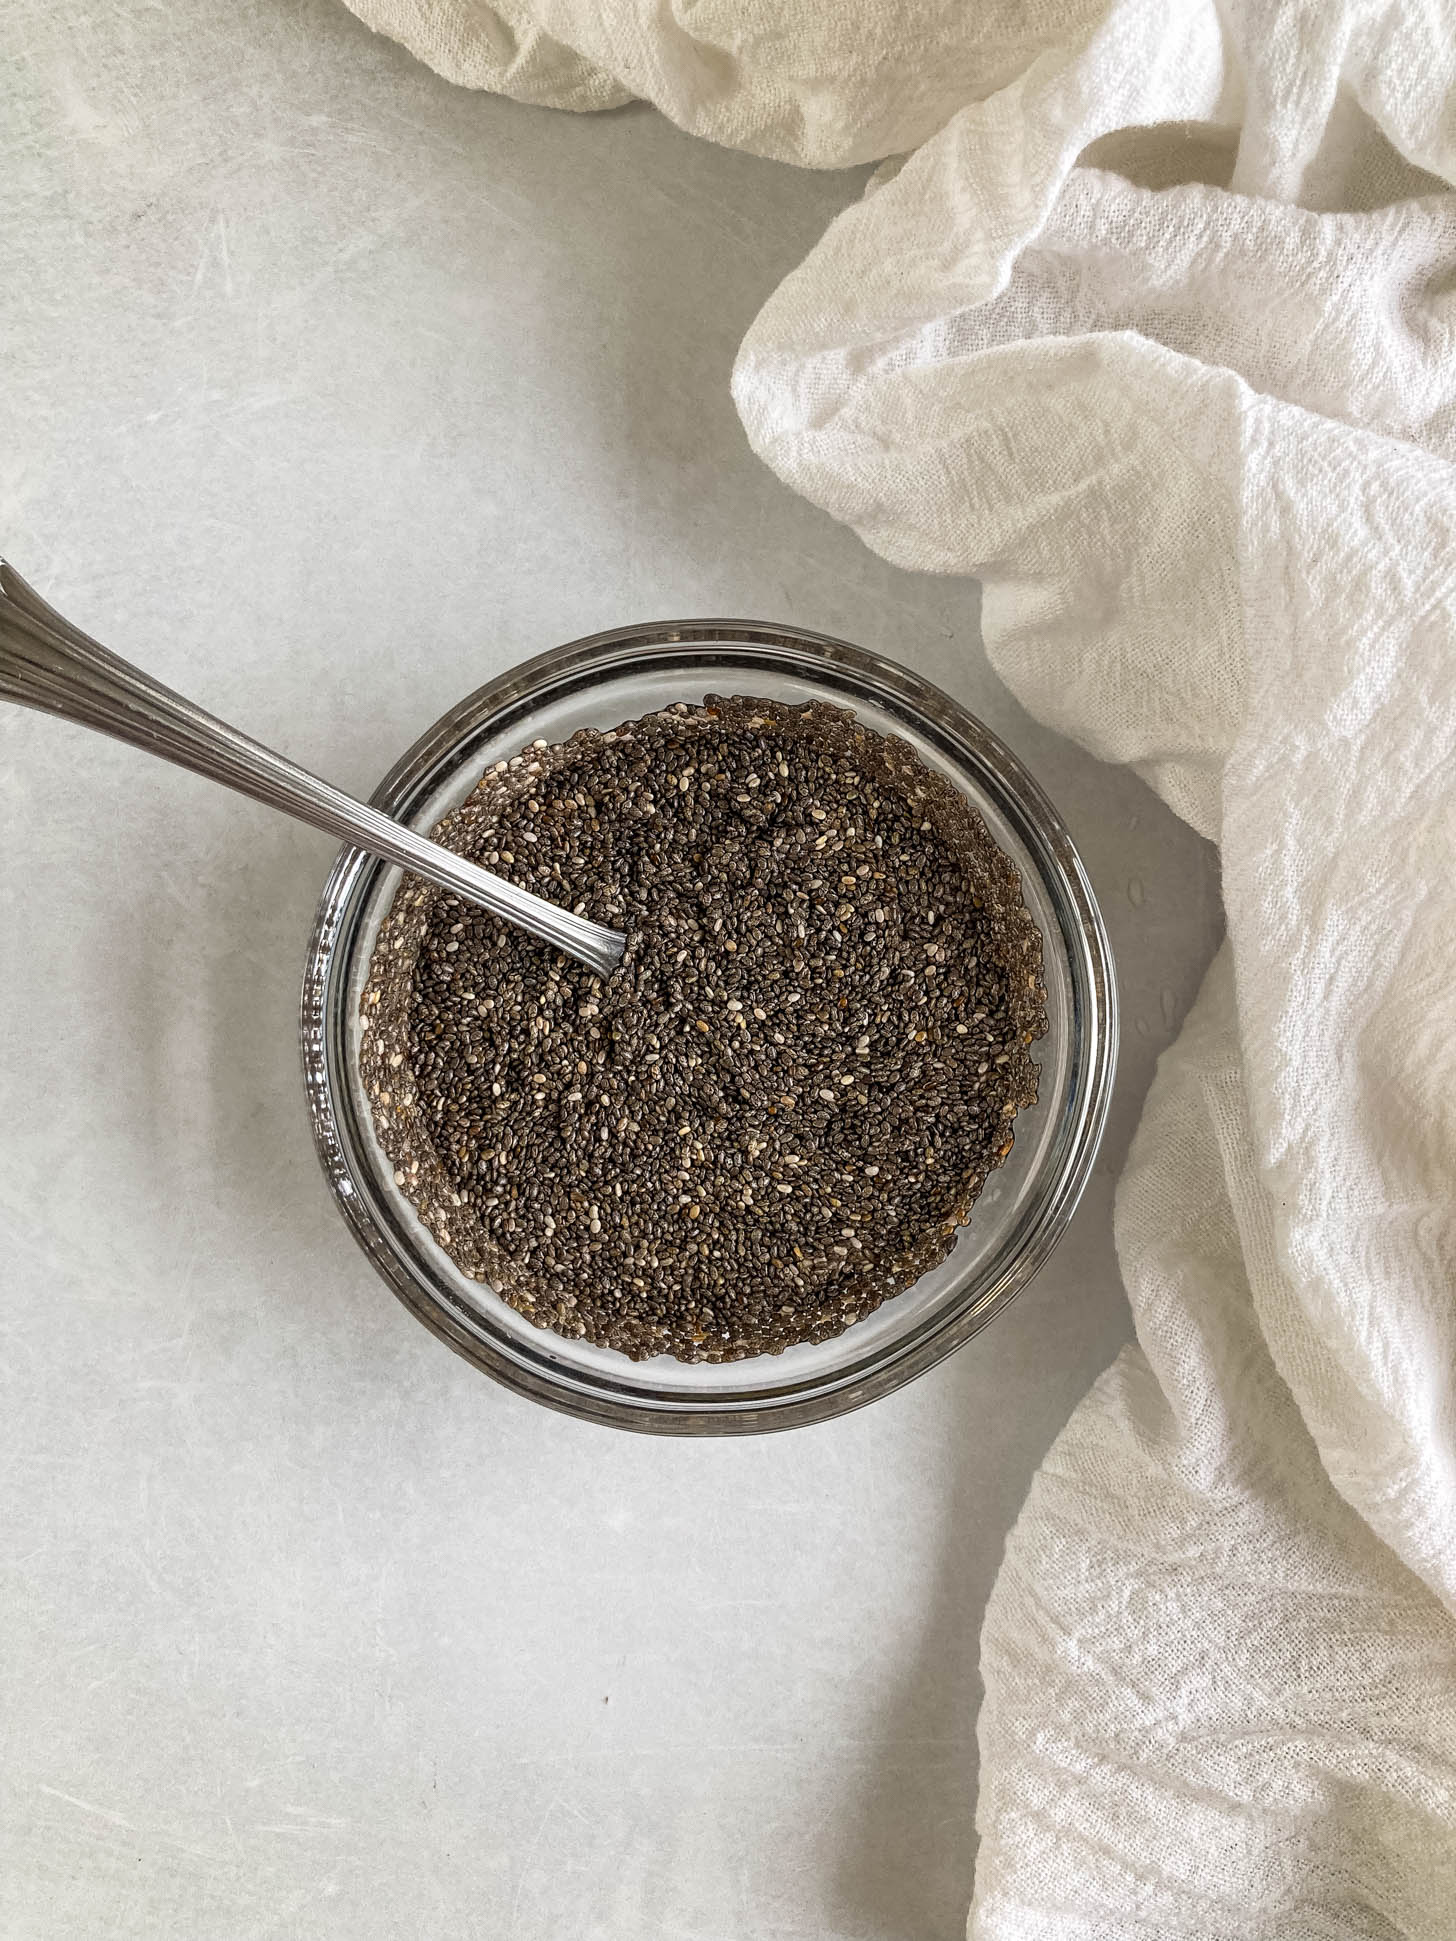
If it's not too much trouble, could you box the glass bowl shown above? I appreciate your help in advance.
[301,622,1116,1434]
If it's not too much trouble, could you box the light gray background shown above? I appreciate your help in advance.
[0,4,1223,1935]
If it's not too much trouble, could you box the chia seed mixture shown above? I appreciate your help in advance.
[360,697,1046,1362]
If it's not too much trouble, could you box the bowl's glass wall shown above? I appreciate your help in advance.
[302,624,1116,1432]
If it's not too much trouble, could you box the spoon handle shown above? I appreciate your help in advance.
[0,563,624,980]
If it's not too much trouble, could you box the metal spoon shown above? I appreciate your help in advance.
[0,563,626,980]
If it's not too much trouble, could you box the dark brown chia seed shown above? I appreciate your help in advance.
[359,697,1047,1363]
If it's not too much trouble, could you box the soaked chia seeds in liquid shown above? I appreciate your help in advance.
[360,697,1046,1363]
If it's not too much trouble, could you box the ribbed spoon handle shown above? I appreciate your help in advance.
[0,563,625,979]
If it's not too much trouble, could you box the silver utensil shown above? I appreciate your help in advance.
[0,563,626,979]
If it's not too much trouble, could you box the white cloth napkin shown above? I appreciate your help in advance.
[343,0,1456,1930]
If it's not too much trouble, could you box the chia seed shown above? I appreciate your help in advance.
[359,697,1046,1363]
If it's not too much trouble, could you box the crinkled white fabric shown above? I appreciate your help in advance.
[343,0,1456,1931]
[341,0,1106,162]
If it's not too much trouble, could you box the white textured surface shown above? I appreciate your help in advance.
[0,5,1220,1937]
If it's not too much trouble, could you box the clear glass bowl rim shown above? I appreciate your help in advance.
[300,619,1118,1434]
